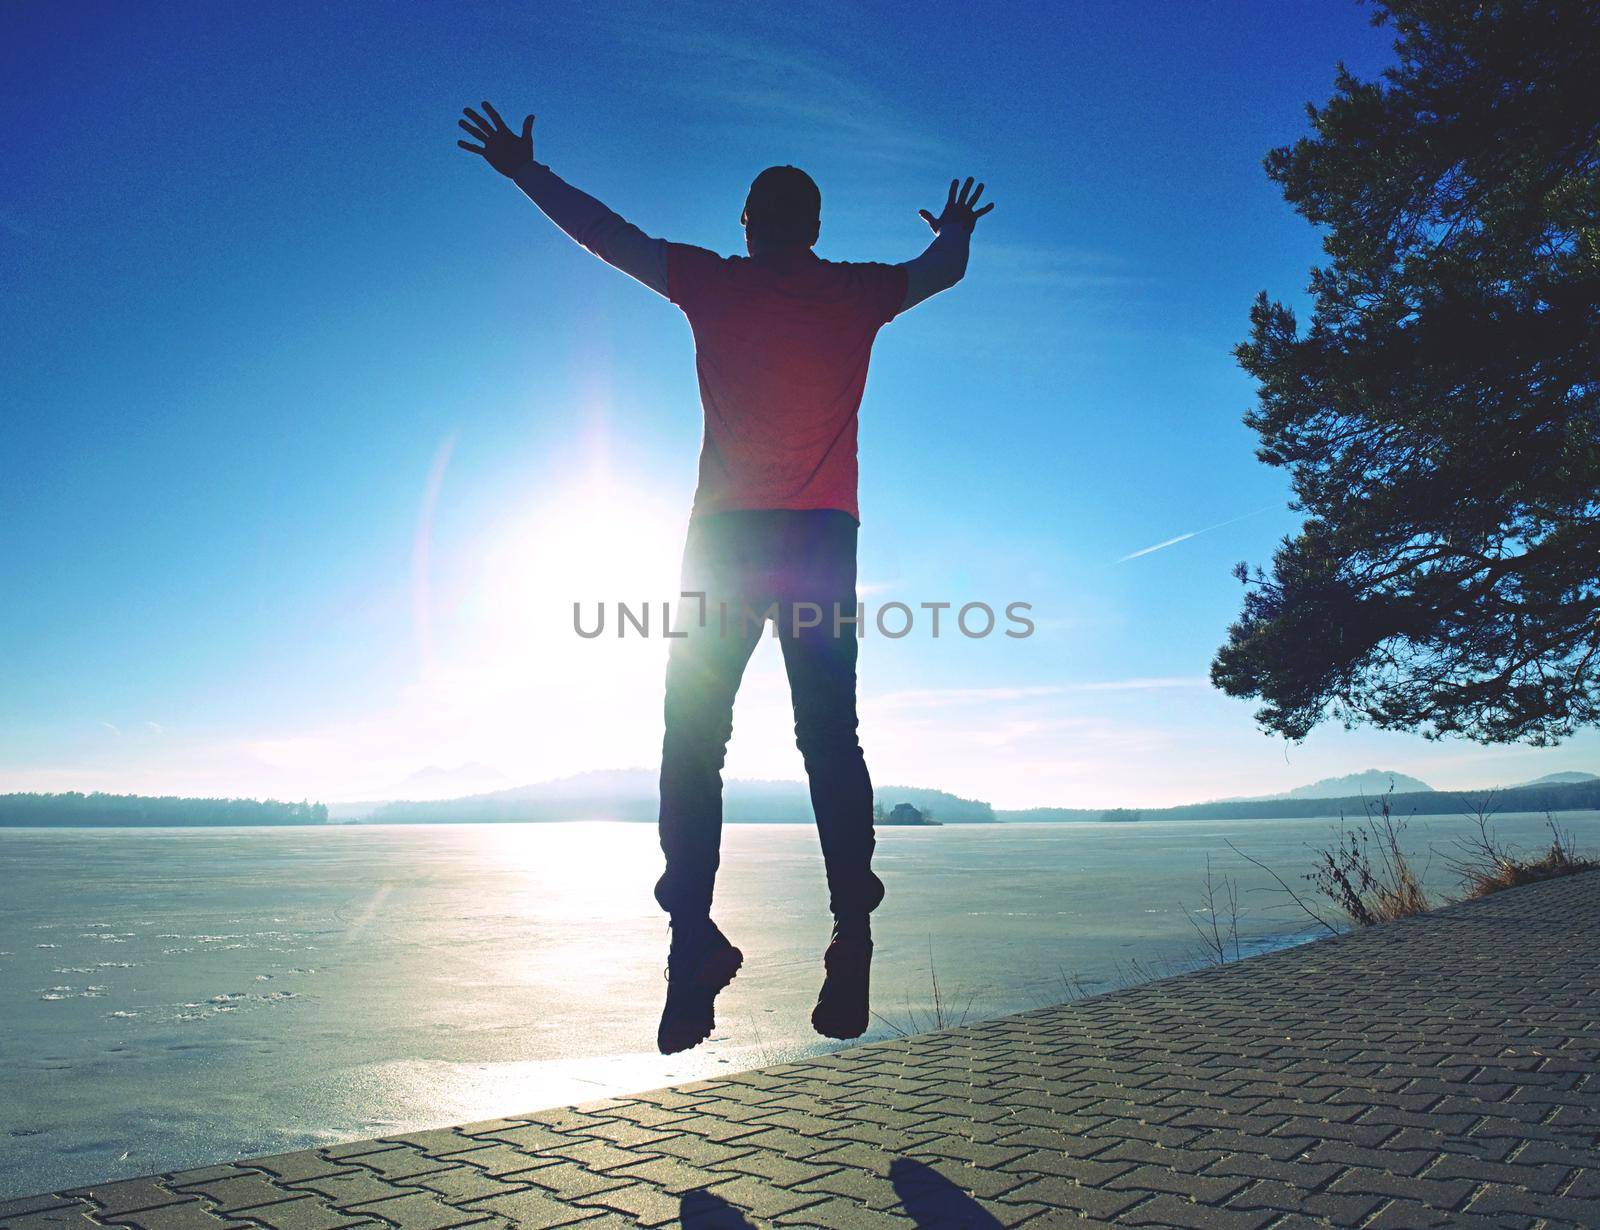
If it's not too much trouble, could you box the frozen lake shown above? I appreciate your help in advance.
[3,810,1595,1196]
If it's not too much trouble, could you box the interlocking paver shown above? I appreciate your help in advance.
[692,1175,821,1219]
[722,1127,840,1160]
[643,1135,752,1169]
[596,1103,696,1131]
[999,1153,1134,1187]
[518,1163,632,1201]
[99,1199,247,1230]
[452,1118,533,1138]
[408,1166,531,1205]
[228,1195,368,1230]
[248,1156,355,1185]
[903,1137,1029,1171]
[791,1168,902,1212]
[816,1122,928,1152]
[1119,1193,1274,1229]
[162,1167,248,1187]
[772,1197,905,1228]
[289,1171,421,1208]
[1104,1165,1246,1204]
[0,1197,78,1221]
[10,872,1600,1229]
[548,1140,659,1175]
[1324,1165,1476,1209]
[342,1148,453,1181]
[338,1193,480,1230]
[1195,1154,1338,1189]
[572,1181,683,1226]
[708,1151,837,1187]
[66,1178,185,1217]
[611,1158,729,1196]
[378,1130,493,1160]
[1226,1180,1387,1225]
[450,1143,556,1179]
[1,1208,109,1230]
[998,1174,1147,1220]
[1465,1182,1600,1225]
[165,1177,292,1215]
[318,1141,395,1162]
[458,1188,602,1228]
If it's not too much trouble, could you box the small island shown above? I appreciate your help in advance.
[878,801,942,827]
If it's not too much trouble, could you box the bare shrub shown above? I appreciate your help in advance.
[1445,807,1598,900]
[1186,854,1243,965]
[1305,789,1430,927]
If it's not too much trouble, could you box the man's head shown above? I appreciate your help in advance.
[741,165,821,252]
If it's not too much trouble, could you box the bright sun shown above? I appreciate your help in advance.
[396,469,698,788]
[475,475,686,689]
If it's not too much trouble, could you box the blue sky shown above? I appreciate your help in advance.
[4,0,1593,807]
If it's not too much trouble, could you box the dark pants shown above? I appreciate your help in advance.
[655,509,886,922]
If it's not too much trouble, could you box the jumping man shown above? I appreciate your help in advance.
[458,101,993,1054]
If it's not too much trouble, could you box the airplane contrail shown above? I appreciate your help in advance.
[1116,505,1278,563]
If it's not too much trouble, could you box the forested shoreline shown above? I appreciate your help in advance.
[0,792,328,826]
[997,779,1600,824]
[4,778,1597,829]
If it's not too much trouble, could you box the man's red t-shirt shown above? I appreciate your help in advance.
[667,243,908,522]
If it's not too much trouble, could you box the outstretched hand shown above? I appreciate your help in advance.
[919,177,994,235]
[458,101,534,177]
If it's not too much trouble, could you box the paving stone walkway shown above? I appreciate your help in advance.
[5,873,1599,1230]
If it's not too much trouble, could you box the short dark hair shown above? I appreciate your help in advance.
[743,165,821,246]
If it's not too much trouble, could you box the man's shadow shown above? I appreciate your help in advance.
[679,1157,1003,1227]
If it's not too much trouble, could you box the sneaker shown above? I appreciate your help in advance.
[657,918,743,1055]
[811,917,872,1040]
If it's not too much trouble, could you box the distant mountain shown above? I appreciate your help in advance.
[998,774,1600,824]
[360,770,995,824]
[1506,771,1597,788]
[1282,769,1433,799]
[1204,769,1433,804]
[396,762,511,795]
[326,763,516,817]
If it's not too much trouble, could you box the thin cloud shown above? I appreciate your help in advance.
[1116,505,1277,564]
[1065,676,1208,692]
[871,685,1063,710]
[609,22,951,167]
[979,241,1146,293]
[872,677,1207,710]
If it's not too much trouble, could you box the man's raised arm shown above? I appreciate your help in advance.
[898,177,994,312]
[458,101,668,297]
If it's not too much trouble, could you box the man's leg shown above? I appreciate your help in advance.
[776,513,885,923]
[655,528,764,921]
[654,515,764,1055]
[775,512,883,1040]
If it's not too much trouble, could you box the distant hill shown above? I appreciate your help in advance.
[1206,769,1434,805]
[1507,771,1597,788]
[996,775,1600,824]
[360,770,996,824]
[394,762,511,797]
[1281,769,1433,799]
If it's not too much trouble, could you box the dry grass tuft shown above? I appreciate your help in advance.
[1446,810,1599,900]
[1305,790,1431,927]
